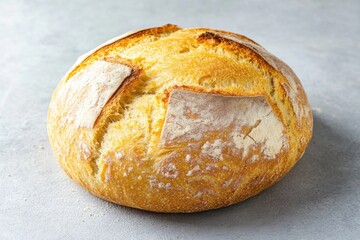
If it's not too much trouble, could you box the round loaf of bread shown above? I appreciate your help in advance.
[48,24,313,212]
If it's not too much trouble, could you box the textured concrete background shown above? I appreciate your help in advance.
[1,0,359,239]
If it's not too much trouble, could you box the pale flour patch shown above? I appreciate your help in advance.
[236,108,286,159]
[149,176,172,191]
[281,82,309,128]
[114,151,123,160]
[232,176,243,191]
[201,139,224,161]
[205,163,218,171]
[165,183,172,190]
[249,155,259,163]
[186,165,201,176]
[193,189,213,198]
[222,166,229,171]
[78,141,91,160]
[161,90,238,145]
[194,192,203,198]
[58,60,132,128]
[232,133,254,158]
[160,163,179,179]
[149,176,157,187]
[104,156,114,182]
[222,178,233,188]
[161,89,288,161]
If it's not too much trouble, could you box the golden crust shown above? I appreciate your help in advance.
[48,24,313,212]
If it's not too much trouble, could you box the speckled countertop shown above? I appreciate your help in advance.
[0,0,359,239]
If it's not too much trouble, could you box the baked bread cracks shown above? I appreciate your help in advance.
[48,24,313,212]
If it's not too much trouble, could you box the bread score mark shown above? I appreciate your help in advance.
[200,32,310,128]
[63,24,181,82]
[161,89,288,160]
[58,60,132,128]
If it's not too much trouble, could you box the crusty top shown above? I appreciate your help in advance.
[48,24,313,212]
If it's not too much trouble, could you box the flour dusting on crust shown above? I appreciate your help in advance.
[58,60,132,128]
[77,141,91,160]
[219,33,309,127]
[161,89,288,160]
[201,140,224,161]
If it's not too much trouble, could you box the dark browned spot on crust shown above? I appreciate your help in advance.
[197,32,222,44]
[195,28,260,45]
[269,76,275,96]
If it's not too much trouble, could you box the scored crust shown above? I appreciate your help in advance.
[57,60,132,128]
[197,31,311,129]
[48,24,313,212]
[161,88,289,161]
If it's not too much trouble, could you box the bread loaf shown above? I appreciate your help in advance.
[48,24,313,212]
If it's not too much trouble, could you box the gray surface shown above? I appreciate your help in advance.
[1,0,359,239]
